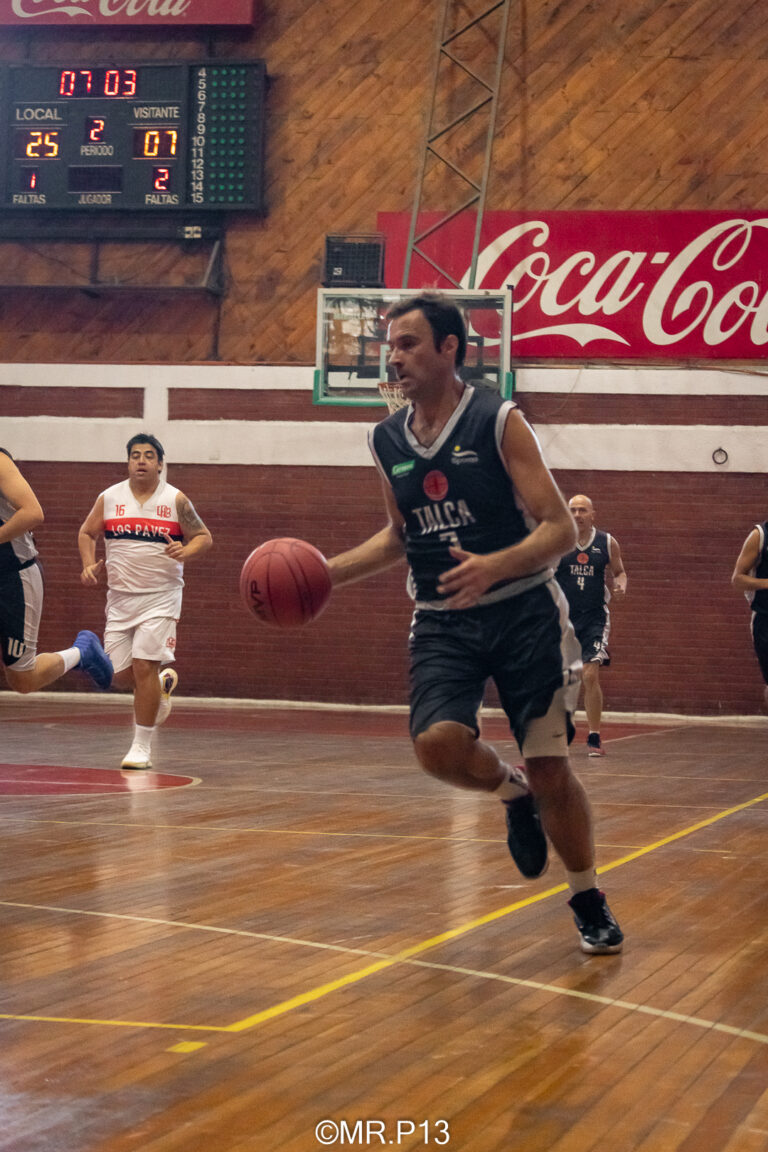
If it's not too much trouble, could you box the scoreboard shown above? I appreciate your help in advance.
[2,60,266,213]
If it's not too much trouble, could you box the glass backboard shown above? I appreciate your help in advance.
[314,288,513,406]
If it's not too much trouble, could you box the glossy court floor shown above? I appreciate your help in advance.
[0,693,767,1152]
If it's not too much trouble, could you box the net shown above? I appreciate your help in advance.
[316,288,511,406]
[378,380,408,413]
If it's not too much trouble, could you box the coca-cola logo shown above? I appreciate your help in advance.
[378,211,768,360]
[5,0,253,23]
[11,0,191,15]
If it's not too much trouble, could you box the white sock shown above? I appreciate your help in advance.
[57,647,81,673]
[567,869,598,896]
[494,763,529,801]
[132,724,155,755]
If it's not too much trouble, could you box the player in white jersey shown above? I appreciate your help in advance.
[0,448,112,694]
[78,434,212,769]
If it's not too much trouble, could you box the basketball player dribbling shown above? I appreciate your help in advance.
[78,434,212,770]
[328,292,623,954]
[732,519,768,710]
[0,447,112,694]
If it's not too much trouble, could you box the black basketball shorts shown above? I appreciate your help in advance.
[408,579,582,753]
[0,561,43,671]
[751,612,768,685]
[571,610,611,666]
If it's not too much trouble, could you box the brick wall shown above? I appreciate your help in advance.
[552,469,764,715]
[19,458,766,716]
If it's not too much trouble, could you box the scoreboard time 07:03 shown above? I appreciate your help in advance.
[2,60,266,212]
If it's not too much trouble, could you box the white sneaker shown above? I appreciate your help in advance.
[121,745,152,771]
[156,668,178,726]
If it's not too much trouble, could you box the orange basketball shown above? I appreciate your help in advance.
[239,538,332,627]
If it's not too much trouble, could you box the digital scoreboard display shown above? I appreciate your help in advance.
[1,60,266,212]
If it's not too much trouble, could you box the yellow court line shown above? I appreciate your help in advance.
[223,787,768,1034]
[223,883,567,1032]
[0,1013,229,1032]
[595,789,768,874]
[1,788,766,1039]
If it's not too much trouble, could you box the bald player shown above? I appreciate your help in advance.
[555,495,627,756]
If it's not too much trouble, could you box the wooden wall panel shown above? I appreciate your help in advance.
[0,1,765,365]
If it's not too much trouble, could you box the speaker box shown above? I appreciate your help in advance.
[323,234,385,287]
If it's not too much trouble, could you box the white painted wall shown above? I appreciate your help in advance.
[2,364,766,471]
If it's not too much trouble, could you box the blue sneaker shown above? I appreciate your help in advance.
[73,630,113,690]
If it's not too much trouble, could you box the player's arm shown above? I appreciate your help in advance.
[608,535,627,600]
[164,493,213,562]
[78,495,106,585]
[0,452,44,545]
[732,528,768,593]
[437,408,575,608]
[328,480,406,588]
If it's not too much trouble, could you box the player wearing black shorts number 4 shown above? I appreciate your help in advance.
[0,447,112,694]
[732,520,768,710]
[555,495,627,757]
[327,294,623,955]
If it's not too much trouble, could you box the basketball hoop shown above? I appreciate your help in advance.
[377,380,408,414]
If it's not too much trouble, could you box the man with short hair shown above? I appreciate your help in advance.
[731,519,768,709]
[78,433,212,769]
[555,495,627,757]
[327,293,623,955]
[0,447,112,694]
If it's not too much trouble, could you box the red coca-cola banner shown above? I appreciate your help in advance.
[0,0,255,25]
[378,211,768,360]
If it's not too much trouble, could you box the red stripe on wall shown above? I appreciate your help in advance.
[168,389,384,422]
[0,387,143,419]
[517,393,768,426]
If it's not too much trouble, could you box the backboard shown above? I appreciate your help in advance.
[314,288,513,406]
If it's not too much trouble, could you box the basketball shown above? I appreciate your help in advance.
[239,537,332,627]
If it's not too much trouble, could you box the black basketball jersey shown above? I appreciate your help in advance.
[0,447,37,576]
[369,386,547,605]
[555,528,611,620]
[748,521,768,616]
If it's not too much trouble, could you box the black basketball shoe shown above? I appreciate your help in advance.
[502,793,548,879]
[568,888,624,954]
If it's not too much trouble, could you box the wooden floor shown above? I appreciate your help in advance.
[0,695,767,1152]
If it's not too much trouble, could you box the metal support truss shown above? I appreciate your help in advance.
[402,0,512,289]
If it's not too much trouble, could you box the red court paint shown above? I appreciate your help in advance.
[0,765,196,795]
